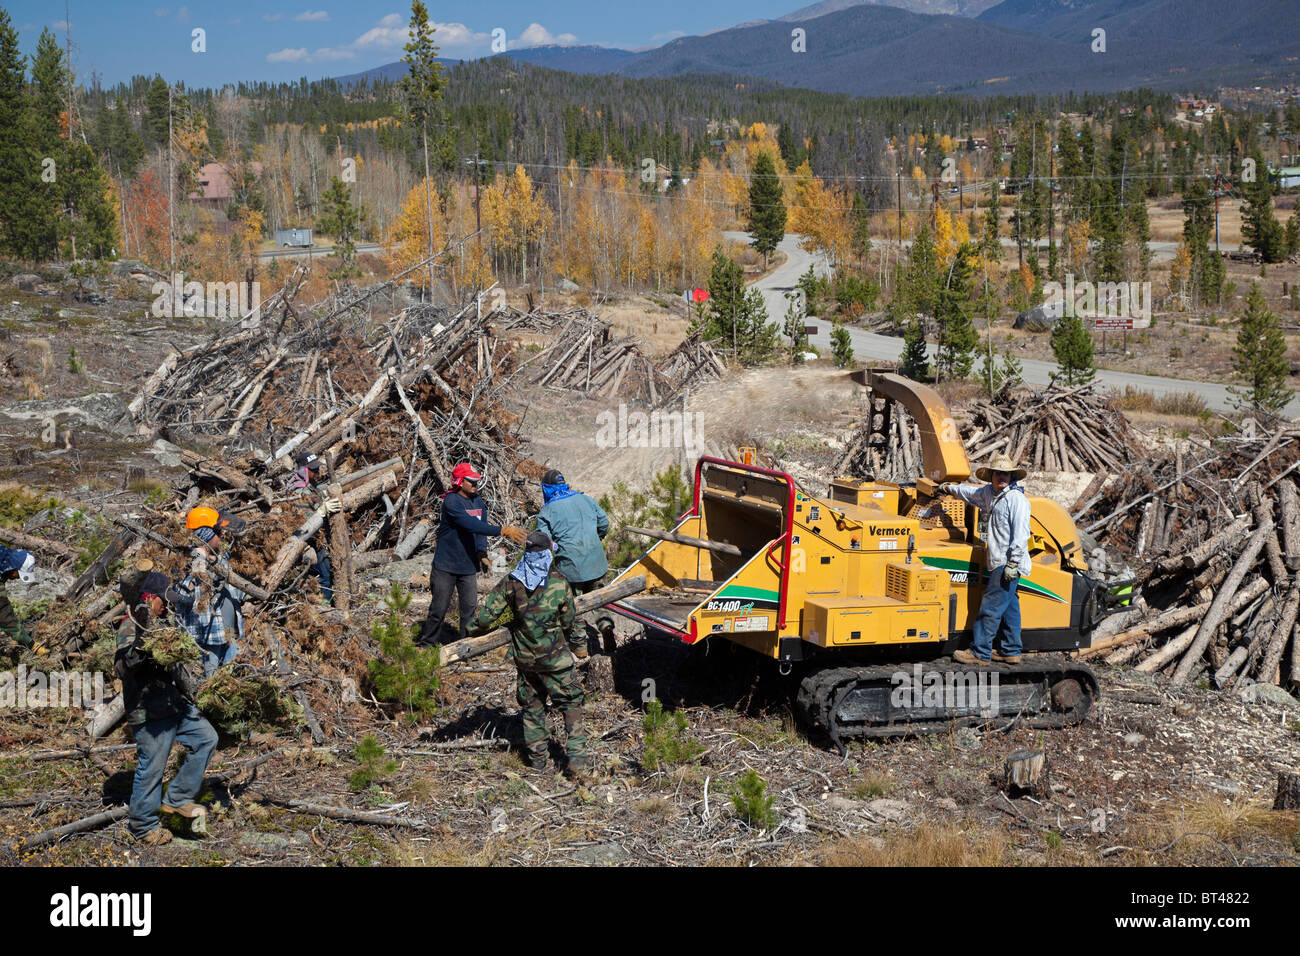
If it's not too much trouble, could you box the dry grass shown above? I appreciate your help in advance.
[1111,385,1210,417]
[1124,796,1300,865]
[850,770,894,800]
[20,376,41,399]
[819,823,1011,867]
[25,338,53,375]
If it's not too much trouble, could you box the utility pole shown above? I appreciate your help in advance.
[896,171,903,243]
[168,83,174,275]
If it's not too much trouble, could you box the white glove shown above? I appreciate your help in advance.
[315,497,342,518]
[938,483,956,497]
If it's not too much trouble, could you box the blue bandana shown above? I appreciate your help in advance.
[510,548,553,591]
[542,481,578,504]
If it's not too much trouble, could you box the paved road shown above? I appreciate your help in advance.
[256,242,383,261]
[723,231,1300,418]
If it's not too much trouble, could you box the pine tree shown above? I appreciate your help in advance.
[830,321,854,368]
[0,11,51,259]
[934,244,978,380]
[144,75,170,146]
[400,1,447,296]
[696,248,775,365]
[1051,312,1096,386]
[1285,214,1300,258]
[783,290,806,364]
[899,317,930,381]
[367,583,441,723]
[316,177,365,282]
[1241,158,1286,263]
[746,151,786,268]
[1228,282,1294,415]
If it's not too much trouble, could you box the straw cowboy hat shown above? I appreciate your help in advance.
[975,453,1028,483]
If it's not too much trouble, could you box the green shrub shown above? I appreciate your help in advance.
[367,583,441,723]
[641,698,703,770]
[731,768,777,829]
[67,346,85,374]
[348,734,399,791]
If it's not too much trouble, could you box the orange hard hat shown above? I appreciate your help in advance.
[185,506,220,530]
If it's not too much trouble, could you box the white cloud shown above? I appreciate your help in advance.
[269,15,577,65]
[262,12,283,21]
[266,47,310,62]
[511,22,578,49]
[294,10,330,21]
[50,19,70,30]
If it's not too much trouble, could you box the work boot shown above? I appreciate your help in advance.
[566,759,594,786]
[160,802,206,820]
[523,751,549,772]
[991,651,1022,664]
[953,649,990,666]
[133,827,172,847]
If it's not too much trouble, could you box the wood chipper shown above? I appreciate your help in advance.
[607,369,1106,748]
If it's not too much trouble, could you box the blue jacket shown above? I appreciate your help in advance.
[536,492,609,585]
[435,492,501,574]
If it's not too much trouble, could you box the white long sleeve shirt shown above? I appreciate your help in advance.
[949,482,1032,576]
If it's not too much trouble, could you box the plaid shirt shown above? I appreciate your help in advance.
[172,550,244,672]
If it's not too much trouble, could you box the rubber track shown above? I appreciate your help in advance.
[796,657,1100,752]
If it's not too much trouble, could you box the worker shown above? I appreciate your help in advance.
[0,547,35,662]
[115,571,217,846]
[467,531,590,780]
[535,468,611,653]
[171,507,247,679]
[286,451,341,605]
[939,453,1031,665]
[418,462,527,645]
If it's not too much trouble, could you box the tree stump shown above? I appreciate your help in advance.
[1002,749,1050,798]
[1274,770,1300,810]
[123,464,145,489]
[583,655,615,698]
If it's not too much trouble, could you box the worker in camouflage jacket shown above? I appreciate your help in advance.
[467,531,590,780]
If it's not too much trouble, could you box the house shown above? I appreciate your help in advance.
[1271,166,1300,190]
[188,161,264,208]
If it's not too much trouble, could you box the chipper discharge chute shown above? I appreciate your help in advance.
[607,369,1106,749]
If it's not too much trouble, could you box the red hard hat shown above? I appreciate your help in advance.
[451,463,483,487]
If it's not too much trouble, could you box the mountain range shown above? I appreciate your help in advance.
[337,0,1300,97]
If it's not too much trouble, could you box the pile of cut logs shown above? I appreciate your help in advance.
[963,383,1142,473]
[501,306,725,408]
[1076,426,1300,696]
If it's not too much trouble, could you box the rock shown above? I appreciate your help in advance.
[934,797,959,811]
[1012,299,1064,331]
[954,726,980,752]
[821,794,862,812]
[5,567,75,606]
[235,831,292,852]
[1,392,130,433]
[113,259,165,282]
[570,841,627,865]
[557,278,579,293]
[866,798,910,822]
[1122,731,1145,746]
[9,274,44,292]
[1243,682,1300,712]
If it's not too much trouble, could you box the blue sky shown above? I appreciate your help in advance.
[4,0,806,87]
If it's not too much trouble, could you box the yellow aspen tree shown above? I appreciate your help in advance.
[383,178,447,277]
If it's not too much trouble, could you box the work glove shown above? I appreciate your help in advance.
[477,551,491,573]
[501,525,528,546]
[938,483,956,497]
[571,643,589,661]
[315,497,342,519]
[1002,566,1020,585]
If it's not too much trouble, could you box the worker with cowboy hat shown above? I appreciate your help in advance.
[172,507,248,679]
[0,546,36,663]
[939,452,1032,665]
[418,462,528,645]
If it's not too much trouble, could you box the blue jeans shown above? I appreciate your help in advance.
[197,639,237,680]
[315,553,333,605]
[971,565,1022,660]
[127,703,218,837]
